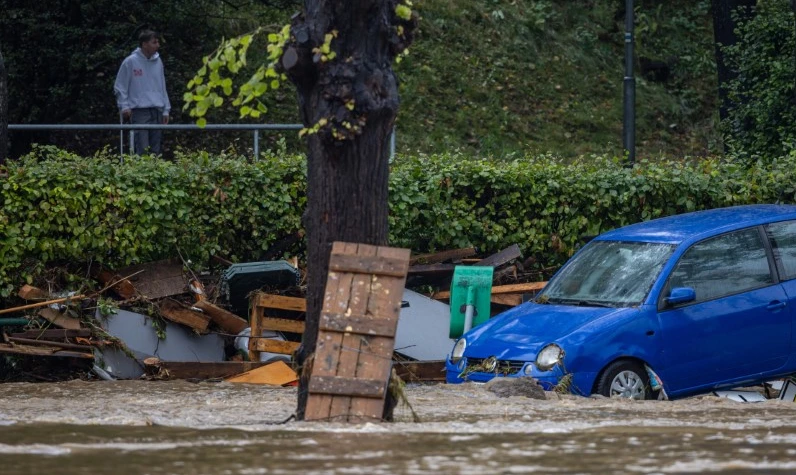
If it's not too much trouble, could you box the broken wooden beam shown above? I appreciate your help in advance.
[478,244,522,268]
[159,299,211,332]
[143,360,272,380]
[192,300,248,334]
[10,329,92,339]
[0,342,93,358]
[6,337,93,352]
[409,247,477,265]
[407,263,456,276]
[432,281,547,300]
[18,285,50,300]
[37,308,82,330]
[93,268,136,299]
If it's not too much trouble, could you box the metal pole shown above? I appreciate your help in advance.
[623,0,636,165]
[389,127,396,163]
[253,130,259,159]
[119,112,124,163]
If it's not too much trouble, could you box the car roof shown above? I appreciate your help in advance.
[596,204,796,245]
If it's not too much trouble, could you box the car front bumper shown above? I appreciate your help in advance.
[445,357,596,396]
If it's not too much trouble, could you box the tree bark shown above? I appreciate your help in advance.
[711,0,757,121]
[0,49,8,165]
[283,1,415,420]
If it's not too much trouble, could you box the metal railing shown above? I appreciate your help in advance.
[8,122,397,161]
[8,123,303,159]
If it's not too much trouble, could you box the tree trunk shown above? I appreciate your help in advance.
[0,49,8,165]
[711,0,757,121]
[282,1,415,420]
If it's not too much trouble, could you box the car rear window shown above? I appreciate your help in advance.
[766,220,796,281]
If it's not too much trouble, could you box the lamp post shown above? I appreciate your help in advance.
[623,0,636,165]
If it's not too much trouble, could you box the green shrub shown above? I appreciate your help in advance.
[722,0,796,161]
[3,147,796,298]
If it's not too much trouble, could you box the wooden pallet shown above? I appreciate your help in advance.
[248,292,307,361]
[304,242,411,422]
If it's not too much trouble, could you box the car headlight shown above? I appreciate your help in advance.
[450,338,467,363]
[535,344,564,371]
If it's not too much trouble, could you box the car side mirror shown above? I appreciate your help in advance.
[666,287,696,306]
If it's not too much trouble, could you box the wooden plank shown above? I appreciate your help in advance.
[407,263,455,276]
[433,281,547,300]
[491,294,523,306]
[253,293,307,312]
[308,375,386,398]
[116,258,186,299]
[0,343,93,359]
[37,308,82,330]
[158,299,210,332]
[478,244,522,268]
[18,285,50,300]
[10,329,91,339]
[319,312,396,338]
[143,361,271,380]
[409,247,477,265]
[193,300,248,334]
[249,293,263,362]
[304,242,356,421]
[328,242,370,420]
[258,317,305,334]
[6,337,93,352]
[394,360,446,382]
[253,338,300,355]
[226,361,298,385]
[355,245,410,420]
[93,268,137,299]
[329,253,408,277]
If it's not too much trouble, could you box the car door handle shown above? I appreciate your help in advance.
[767,301,787,311]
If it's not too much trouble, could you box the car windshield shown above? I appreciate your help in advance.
[537,241,675,307]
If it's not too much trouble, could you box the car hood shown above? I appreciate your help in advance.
[464,302,634,360]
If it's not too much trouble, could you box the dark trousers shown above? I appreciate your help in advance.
[131,108,163,155]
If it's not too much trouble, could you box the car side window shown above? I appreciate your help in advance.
[766,220,796,281]
[668,227,773,304]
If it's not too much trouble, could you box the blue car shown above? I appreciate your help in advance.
[446,204,796,400]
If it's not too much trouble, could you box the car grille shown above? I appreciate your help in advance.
[465,357,526,376]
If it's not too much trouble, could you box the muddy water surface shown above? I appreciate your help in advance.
[1,380,796,474]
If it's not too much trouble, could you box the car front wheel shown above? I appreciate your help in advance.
[595,360,652,400]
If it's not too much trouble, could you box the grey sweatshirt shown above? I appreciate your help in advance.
[113,48,171,115]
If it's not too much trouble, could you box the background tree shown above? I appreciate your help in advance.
[185,0,417,419]
[282,0,416,420]
[711,0,756,121]
[721,0,796,160]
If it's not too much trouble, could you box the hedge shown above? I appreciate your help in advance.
[2,146,795,298]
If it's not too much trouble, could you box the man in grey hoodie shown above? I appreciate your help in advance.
[114,30,171,155]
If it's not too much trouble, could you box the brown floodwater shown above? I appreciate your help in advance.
[2,380,796,474]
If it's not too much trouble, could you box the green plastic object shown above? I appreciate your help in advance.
[449,266,493,338]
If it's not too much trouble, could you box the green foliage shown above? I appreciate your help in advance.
[5,147,796,298]
[184,24,293,126]
[722,0,796,162]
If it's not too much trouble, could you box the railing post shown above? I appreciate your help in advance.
[253,130,259,160]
